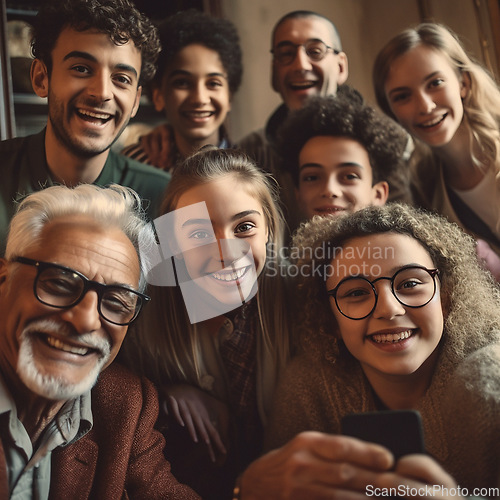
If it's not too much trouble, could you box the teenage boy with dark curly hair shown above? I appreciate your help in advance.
[277,92,408,227]
[122,9,243,171]
[0,0,168,256]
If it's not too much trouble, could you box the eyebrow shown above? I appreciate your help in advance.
[275,38,327,48]
[299,162,364,171]
[230,210,261,222]
[168,69,227,79]
[181,210,261,228]
[181,218,212,228]
[63,50,138,78]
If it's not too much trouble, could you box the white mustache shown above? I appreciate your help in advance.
[23,318,111,359]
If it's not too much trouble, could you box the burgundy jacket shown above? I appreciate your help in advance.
[0,363,200,500]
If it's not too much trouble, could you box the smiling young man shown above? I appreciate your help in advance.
[0,0,168,256]
[0,183,198,498]
[277,93,407,226]
[121,9,242,171]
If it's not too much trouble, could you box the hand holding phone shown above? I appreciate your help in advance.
[341,409,426,460]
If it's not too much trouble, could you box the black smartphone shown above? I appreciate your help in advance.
[341,410,426,460]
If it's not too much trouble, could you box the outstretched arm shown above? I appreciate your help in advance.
[139,123,173,170]
[373,454,465,499]
[239,431,394,500]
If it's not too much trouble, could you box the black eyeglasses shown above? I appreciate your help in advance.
[271,40,340,66]
[15,256,150,326]
[327,266,439,320]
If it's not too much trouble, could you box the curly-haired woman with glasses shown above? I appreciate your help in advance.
[265,203,500,497]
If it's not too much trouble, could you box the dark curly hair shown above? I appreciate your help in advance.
[152,9,243,95]
[31,0,160,85]
[277,87,408,186]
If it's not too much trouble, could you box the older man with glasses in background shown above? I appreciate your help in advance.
[238,10,350,236]
[239,10,411,239]
[0,184,198,499]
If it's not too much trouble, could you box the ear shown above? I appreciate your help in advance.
[271,61,279,93]
[294,186,300,202]
[151,85,166,113]
[131,86,142,118]
[31,59,49,98]
[371,181,389,206]
[460,71,471,99]
[336,51,349,86]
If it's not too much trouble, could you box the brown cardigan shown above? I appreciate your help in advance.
[266,337,500,493]
[0,363,200,500]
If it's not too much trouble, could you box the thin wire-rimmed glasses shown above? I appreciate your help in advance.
[15,256,150,325]
[271,40,340,66]
[327,266,439,320]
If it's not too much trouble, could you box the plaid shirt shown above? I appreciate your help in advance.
[219,299,263,463]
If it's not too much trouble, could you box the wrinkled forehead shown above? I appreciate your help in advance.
[31,216,141,286]
[272,15,340,49]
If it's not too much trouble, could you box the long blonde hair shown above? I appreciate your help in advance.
[126,146,291,386]
[373,22,500,173]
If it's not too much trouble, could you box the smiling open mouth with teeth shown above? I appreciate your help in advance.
[419,113,447,128]
[45,334,93,356]
[289,81,316,90]
[211,266,249,282]
[77,109,113,124]
[315,206,345,214]
[370,330,413,344]
[184,111,215,118]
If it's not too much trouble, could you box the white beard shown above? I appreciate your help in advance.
[17,318,111,401]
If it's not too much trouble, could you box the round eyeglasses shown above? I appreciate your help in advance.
[15,256,150,326]
[327,266,439,321]
[271,40,340,66]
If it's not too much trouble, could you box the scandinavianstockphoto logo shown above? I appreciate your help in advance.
[139,205,397,322]
[265,242,396,279]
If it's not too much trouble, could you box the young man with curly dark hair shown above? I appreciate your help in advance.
[0,0,168,256]
[277,92,408,225]
[122,9,243,171]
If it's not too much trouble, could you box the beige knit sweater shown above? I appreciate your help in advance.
[266,333,500,493]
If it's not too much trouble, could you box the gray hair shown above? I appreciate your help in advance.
[6,184,156,292]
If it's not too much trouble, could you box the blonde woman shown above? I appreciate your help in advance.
[373,23,500,279]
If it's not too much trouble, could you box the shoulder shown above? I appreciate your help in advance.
[104,151,170,217]
[91,362,159,422]
[108,150,169,182]
[439,341,500,417]
[238,128,267,151]
[121,142,152,165]
[0,135,28,152]
[0,133,40,154]
[452,342,500,394]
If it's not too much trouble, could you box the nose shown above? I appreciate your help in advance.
[214,231,248,266]
[372,282,406,320]
[59,291,102,334]
[87,72,112,102]
[416,91,436,114]
[191,81,210,105]
[322,175,341,198]
[290,45,313,71]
